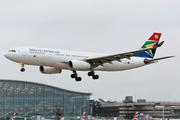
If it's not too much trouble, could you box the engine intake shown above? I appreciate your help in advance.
[68,60,91,70]
[40,66,62,74]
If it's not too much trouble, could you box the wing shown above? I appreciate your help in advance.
[85,46,160,67]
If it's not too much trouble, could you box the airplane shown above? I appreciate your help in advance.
[133,112,138,120]
[4,32,174,82]
[81,112,85,120]
[12,113,16,120]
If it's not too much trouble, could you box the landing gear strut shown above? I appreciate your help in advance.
[20,62,25,72]
[71,71,82,82]
[88,71,99,80]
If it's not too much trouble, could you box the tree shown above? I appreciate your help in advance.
[54,105,63,120]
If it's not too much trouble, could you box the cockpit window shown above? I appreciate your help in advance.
[8,50,16,52]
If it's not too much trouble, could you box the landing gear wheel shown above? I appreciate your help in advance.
[71,71,82,82]
[88,71,94,76]
[92,75,96,79]
[88,71,99,80]
[75,77,82,81]
[78,77,82,81]
[92,75,99,80]
[95,75,99,79]
[71,74,76,78]
[21,68,25,72]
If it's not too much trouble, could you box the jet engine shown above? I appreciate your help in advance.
[39,66,62,74]
[68,60,91,70]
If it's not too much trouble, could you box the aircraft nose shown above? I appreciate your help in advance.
[4,52,10,59]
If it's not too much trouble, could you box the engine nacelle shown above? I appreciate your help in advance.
[39,66,62,74]
[68,60,91,70]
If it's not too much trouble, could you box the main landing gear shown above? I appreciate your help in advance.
[70,71,99,82]
[71,71,82,82]
[88,71,99,80]
[20,62,25,72]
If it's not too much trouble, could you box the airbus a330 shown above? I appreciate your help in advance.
[4,33,174,81]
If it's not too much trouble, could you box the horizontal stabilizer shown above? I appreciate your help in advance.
[144,56,175,64]
[152,56,175,61]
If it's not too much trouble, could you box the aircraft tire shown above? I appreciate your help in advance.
[95,75,99,79]
[92,75,99,80]
[75,77,82,81]
[78,77,82,81]
[21,68,25,72]
[92,75,96,79]
[71,74,76,78]
[88,72,92,76]
[88,71,94,76]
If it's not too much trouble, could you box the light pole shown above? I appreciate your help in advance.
[163,102,164,120]
[80,105,87,120]
[89,103,93,120]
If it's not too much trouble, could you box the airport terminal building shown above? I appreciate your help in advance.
[0,79,91,118]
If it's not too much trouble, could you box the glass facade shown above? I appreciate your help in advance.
[0,80,90,118]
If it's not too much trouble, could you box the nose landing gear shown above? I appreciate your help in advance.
[20,62,25,72]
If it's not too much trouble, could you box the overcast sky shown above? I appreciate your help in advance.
[0,0,179,102]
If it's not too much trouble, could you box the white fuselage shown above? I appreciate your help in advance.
[4,47,147,71]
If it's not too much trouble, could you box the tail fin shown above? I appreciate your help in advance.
[134,32,162,58]
[12,113,16,120]
[81,112,85,120]
[133,112,138,120]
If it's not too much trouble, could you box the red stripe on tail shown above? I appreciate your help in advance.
[148,33,161,41]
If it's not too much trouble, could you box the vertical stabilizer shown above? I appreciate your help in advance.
[133,112,138,120]
[134,33,161,58]
[12,113,16,120]
[81,112,85,120]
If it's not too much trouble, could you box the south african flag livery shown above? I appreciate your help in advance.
[134,33,161,58]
